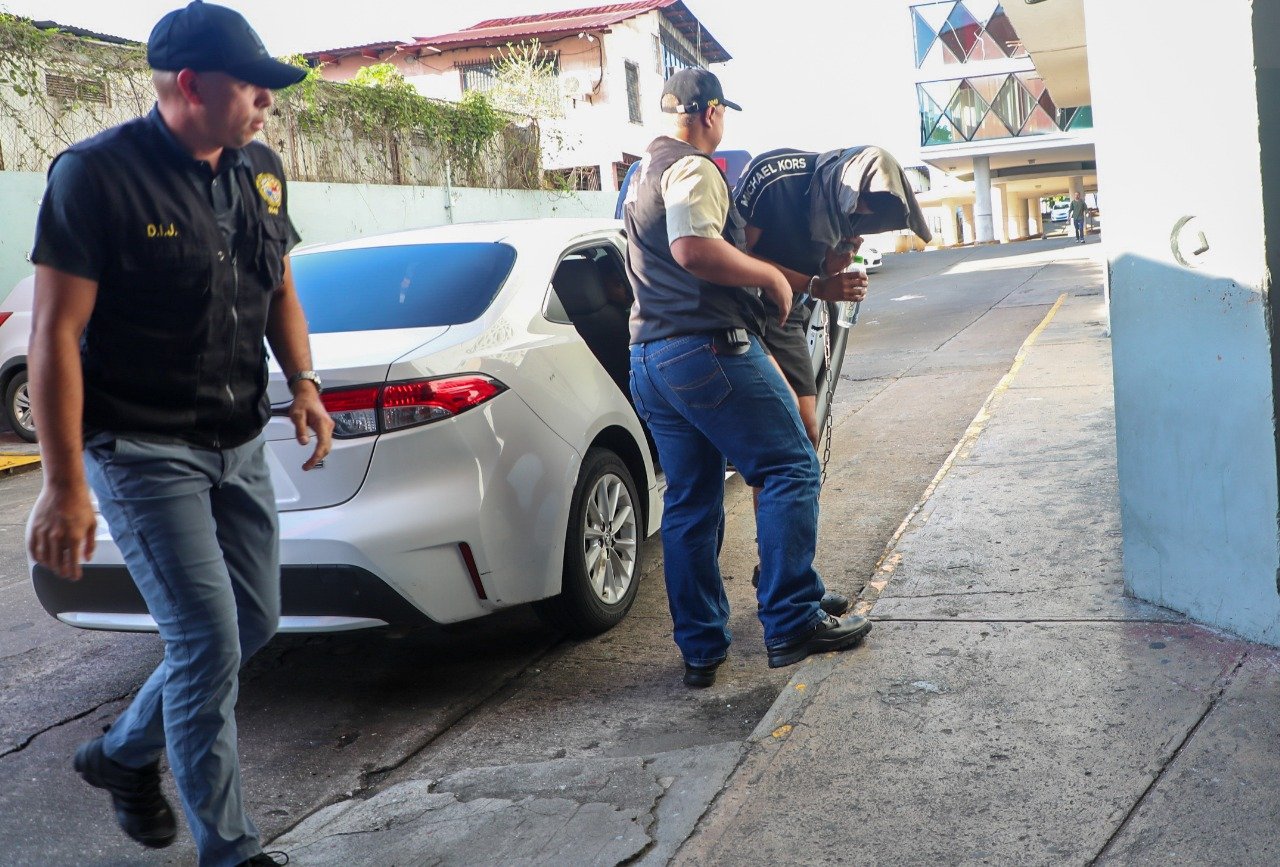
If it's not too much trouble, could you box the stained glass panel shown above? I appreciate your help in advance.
[972,108,1012,140]
[1020,105,1058,135]
[1066,105,1093,129]
[968,30,1006,62]
[940,3,981,58]
[915,1,957,34]
[984,6,1020,56]
[928,113,960,145]
[946,79,987,139]
[970,73,1004,105]
[913,9,937,68]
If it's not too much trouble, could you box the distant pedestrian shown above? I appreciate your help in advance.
[1070,192,1088,243]
[623,69,872,690]
[25,2,331,864]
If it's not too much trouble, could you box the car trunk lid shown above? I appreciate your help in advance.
[265,328,448,511]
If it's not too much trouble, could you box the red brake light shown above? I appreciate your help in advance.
[0,312,11,328]
[319,375,506,439]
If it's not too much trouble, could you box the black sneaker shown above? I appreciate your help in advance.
[752,565,850,616]
[767,613,873,668]
[73,736,177,849]
[683,659,722,689]
[239,852,290,866]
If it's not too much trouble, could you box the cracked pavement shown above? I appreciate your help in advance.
[3,240,1149,865]
[678,251,1280,865]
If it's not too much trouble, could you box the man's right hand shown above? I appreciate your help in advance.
[763,272,793,325]
[28,481,98,582]
[812,271,869,303]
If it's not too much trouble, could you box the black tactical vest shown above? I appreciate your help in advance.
[58,116,294,448]
[624,136,764,344]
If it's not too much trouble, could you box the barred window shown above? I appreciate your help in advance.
[625,61,641,124]
[459,62,498,93]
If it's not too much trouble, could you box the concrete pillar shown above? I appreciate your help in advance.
[1068,175,1085,198]
[1016,196,1032,240]
[993,184,1010,243]
[961,204,975,244]
[937,204,960,247]
[973,156,995,244]
[1090,0,1280,645]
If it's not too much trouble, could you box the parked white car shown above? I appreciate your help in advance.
[0,276,35,443]
[31,218,854,638]
[1050,202,1071,223]
[861,245,883,273]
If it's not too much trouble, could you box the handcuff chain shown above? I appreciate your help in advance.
[819,301,836,489]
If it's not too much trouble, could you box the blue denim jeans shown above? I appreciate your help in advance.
[630,333,827,665]
[84,434,278,867]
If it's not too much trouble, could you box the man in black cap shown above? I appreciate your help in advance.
[26,3,331,864]
[625,68,871,690]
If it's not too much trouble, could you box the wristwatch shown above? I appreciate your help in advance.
[288,370,323,392]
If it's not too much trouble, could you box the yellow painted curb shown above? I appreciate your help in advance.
[855,292,1069,614]
[0,455,41,473]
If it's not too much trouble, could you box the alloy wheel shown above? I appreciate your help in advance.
[581,472,637,605]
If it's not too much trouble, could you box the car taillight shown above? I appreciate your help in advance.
[0,312,11,328]
[319,375,507,439]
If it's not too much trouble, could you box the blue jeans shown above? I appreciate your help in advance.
[630,333,826,665]
[85,435,278,867]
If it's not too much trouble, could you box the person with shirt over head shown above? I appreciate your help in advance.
[25,3,332,864]
[624,69,872,691]
[733,144,931,605]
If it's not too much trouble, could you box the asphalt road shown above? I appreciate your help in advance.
[0,236,1103,864]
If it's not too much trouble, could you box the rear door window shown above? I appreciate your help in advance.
[290,243,518,333]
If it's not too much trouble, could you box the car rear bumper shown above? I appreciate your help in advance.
[31,562,430,633]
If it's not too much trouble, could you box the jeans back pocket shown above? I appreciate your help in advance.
[656,344,732,409]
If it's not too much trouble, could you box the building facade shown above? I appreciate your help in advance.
[306,1,729,192]
[908,0,1097,246]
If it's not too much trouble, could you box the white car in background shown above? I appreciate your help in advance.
[34,220,661,638]
[861,245,883,273]
[0,276,35,443]
[1050,202,1072,222]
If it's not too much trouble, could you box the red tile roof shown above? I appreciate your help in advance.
[304,0,729,64]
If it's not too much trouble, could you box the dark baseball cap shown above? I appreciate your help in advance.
[147,1,306,90]
[660,68,742,114]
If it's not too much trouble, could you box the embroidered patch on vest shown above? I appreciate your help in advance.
[255,172,283,215]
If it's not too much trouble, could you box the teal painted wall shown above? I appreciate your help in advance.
[0,171,614,305]
[1109,258,1280,644]
[1088,0,1280,645]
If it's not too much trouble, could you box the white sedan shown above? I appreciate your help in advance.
[31,218,852,638]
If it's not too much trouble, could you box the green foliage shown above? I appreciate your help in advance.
[284,62,509,181]
[490,39,563,119]
[349,62,414,94]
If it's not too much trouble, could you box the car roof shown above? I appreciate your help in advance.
[294,217,624,256]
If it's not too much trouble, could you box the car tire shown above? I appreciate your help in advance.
[534,447,641,638]
[3,369,36,443]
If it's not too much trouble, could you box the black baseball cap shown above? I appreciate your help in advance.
[661,68,742,114]
[147,1,306,90]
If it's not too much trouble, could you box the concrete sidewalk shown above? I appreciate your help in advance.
[272,252,1280,865]
[676,287,1280,864]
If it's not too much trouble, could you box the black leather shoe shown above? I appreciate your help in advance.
[753,565,850,616]
[820,591,851,617]
[767,614,873,668]
[74,736,177,849]
[239,852,290,866]
[683,660,722,688]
